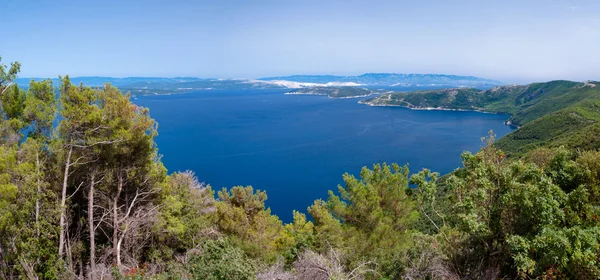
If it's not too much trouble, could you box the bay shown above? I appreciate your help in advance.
[134,89,515,222]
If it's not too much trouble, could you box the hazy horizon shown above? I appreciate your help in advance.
[2,0,599,84]
[11,72,595,86]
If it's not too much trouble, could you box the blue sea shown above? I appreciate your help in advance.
[135,89,515,222]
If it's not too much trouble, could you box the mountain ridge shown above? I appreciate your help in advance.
[15,73,504,92]
[259,73,503,87]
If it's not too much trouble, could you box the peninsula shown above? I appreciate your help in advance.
[285,86,373,98]
[361,80,600,155]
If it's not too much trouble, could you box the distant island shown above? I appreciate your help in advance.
[261,73,503,88]
[15,73,503,95]
[285,86,374,98]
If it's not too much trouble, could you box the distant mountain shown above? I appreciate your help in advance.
[15,77,273,95]
[260,73,503,88]
[15,73,503,95]
[15,77,206,88]
[15,76,342,92]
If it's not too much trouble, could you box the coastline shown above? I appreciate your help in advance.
[504,120,521,129]
[358,101,489,112]
[284,92,327,96]
[358,101,519,128]
[329,93,374,99]
[284,92,374,99]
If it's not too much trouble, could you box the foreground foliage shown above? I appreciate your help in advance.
[1,57,599,279]
[410,135,600,279]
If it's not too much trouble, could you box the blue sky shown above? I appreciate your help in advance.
[1,0,599,83]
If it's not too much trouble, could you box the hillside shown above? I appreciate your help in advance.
[362,80,600,155]
[496,96,600,154]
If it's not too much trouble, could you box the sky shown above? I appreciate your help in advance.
[1,0,599,83]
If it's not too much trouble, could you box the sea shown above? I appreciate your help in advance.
[134,88,515,222]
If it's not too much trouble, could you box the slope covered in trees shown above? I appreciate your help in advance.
[362,80,600,156]
[1,57,599,279]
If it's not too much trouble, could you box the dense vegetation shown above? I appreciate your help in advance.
[362,81,600,156]
[1,57,599,279]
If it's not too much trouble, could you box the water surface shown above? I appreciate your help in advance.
[135,89,514,221]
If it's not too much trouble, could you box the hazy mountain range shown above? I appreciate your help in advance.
[260,73,502,87]
[15,73,503,95]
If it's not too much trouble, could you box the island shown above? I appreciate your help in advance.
[16,73,503,96]
[261,73,503,88]
[359,87,486,110]
[285,86,374,98]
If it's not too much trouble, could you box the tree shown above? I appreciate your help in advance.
[88,84,165,269]
[311,163,418,278]
[24,79,56,139]
[55,79,159,276]
[23,79,57,243]
[150,171,216,262]
[0,84,26,146]
[1,84,25,121]
[411,135,600,278]
[0,56,21,95]
[0,131,60,280]
[216,186,286,262]
[56,76,101,260]
[277,211,315,265]
[0,59,61,279]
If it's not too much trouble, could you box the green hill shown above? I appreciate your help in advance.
[496,96,600,153]
[362,80,600,155]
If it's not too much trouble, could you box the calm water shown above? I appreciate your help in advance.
[135,89,514,221]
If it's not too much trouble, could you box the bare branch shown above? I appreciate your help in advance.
[94,210,111,232]
[0,82,13,95]
[71,139,123,149]
[66,181,85,200]
[118,189,155,224]
[70,155,92,167]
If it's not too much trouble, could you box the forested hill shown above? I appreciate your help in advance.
[362,80,600,155]
[1,57,599,279]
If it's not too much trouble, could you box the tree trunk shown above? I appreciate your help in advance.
[58,145,73,258]
[113,171,123,266]
[35,150,41,237]
[18,257,38,280]
[0,246,11,280]
[117,233,125,270]
[88,172,96,280]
